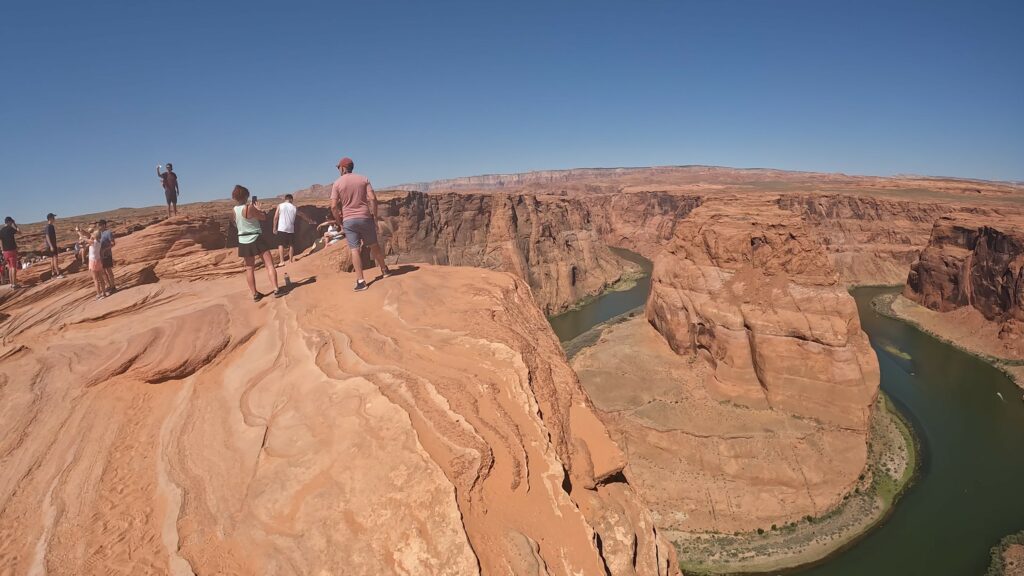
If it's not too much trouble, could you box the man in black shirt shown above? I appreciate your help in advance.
[45,212,64,279]
[0,216,21,289]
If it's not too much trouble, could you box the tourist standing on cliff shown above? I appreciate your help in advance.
[330,157,390,291]
[74,226,89,266]
[44,213,64,279]
[157,163,180,218]
[97,219,117,295]
[1,217,22,289]
[232,185,283,301]
[87,229,109,299]
[273,194,315,266]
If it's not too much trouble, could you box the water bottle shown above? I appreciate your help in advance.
[284,273,292,288]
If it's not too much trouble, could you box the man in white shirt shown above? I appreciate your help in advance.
[273,194,315,266]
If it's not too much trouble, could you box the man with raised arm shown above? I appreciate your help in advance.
[157,163,180,218]
[330,157,390,292]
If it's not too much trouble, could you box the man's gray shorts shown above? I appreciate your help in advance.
[342,218,378,249]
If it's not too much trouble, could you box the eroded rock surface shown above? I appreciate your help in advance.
[903,212,1024,354]
[0,254,677,575]
[618,200,881,531]
[375,192,639,315]
[646,201,879,427]
[776,194,951,285]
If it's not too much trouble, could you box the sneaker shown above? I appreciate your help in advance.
[96,294,106,301]
[253,291,265,302]
[107,286,118,295]
[57,274,65,279]
[353,280,368,292]
[11,284,22,290]
[274,288,287,298]
[380,266,393,278]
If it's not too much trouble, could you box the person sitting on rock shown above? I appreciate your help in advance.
[316,220,344,247]
[232,185,283,301]
[330,156,390,291]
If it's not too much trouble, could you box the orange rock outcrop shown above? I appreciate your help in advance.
[647,200,879,427]
[0,220,678,575]
[903,212,1024,355]
[619,199,881,530]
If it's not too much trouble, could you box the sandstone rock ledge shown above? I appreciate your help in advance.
[897,213,1024,381]
[572,201,894,572]
[572,316,914,573]
[0,259,677,575]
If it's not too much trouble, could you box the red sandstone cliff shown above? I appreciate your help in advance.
[776,194,952,285]
[646,200,879,428]
[614,199,882,532]
[903,213,1024,351]
[375,192,639,315]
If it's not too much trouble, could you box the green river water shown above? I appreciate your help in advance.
[549,253,1024,576]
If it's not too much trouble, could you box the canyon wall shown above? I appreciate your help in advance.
[776,194,952,285]
[374,192,639,315]
[903,213,1024,350]
[617,199,881,530]
[0,230,679,575]
[582,191,703,258]
[646,199,879,428]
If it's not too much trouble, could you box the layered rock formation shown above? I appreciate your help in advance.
[613,199,882,531]
[776,194,952,285]
[0,245,678,574]
[581,191,703,258]
[647,201,879,426]
[371,191,640,315]
[903,213,1024,353]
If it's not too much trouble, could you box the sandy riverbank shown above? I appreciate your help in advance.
[872,292,1024,390]
[673,393,916,575]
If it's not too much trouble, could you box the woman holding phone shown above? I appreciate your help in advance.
[231,185,282,301]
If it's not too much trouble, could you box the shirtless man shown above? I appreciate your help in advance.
[157,163,180,218]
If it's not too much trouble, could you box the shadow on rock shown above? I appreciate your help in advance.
[367,265,419,288]
[281,275,318,296]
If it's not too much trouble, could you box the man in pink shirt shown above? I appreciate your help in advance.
[330,156,391,291]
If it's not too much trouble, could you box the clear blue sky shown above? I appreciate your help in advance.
[2,0,1022,223]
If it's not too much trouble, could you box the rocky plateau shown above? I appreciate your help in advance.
[3,166,1023,575]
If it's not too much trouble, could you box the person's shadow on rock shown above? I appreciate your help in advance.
[367,264,419,288]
